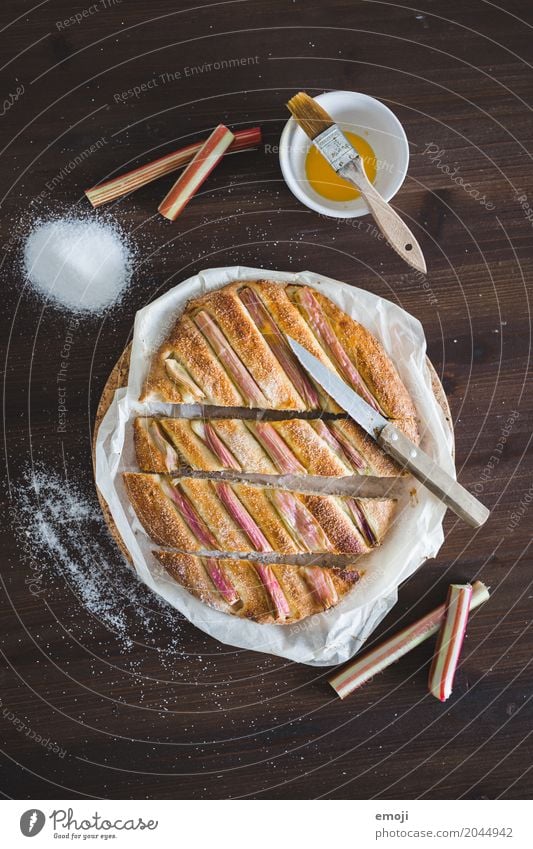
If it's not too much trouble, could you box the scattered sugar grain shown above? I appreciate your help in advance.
[13,464,183,654]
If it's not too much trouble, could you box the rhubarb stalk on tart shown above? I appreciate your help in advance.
[123,473,390,557]
[156,551,361,624]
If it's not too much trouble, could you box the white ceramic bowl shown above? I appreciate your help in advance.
[279,90,409,218]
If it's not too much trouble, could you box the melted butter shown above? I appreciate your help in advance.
[305,131,377,202]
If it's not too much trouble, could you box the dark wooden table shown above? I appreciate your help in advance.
[1,0,532,800]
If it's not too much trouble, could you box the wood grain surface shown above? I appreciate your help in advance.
[1,0,532,801]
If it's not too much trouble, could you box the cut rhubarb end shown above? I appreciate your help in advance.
[148,421,179,472]
[329,580,489,700]
[301,566,338,608]
[194,310,265,406]
[158,124,235,221]
[428,583,473,702]
[254,563,290,620]
[85,127,261,207]
[345,498,377,547]
[164,358,205,401]
[270,490,331,552]
[215,482,272,553]
[204,558,239,606]
[191,420,241,470]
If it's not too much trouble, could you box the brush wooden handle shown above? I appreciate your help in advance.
[341,160,426,274]
[378,423,490,528]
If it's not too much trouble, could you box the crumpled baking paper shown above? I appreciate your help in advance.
[95,266,454,666]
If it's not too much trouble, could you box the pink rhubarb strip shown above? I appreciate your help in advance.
[329,580,489,699]
[297,288,383,413]
[158,124,235,221]
[302,566,338,608]
[428,583,473,702]
[254,563,290,620]
[204,559,239,606]
[194,310,266,406]
[215,482,272,553]
[239,287,320,408]
[251,422,305,474]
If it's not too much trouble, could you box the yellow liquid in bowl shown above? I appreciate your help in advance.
[305,131,377,202]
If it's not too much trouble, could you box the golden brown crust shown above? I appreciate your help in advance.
[160,419,224,470]
[123,473,198,550]
[178,478,251,551]
[155,550,361,624]
[230,482,301,554]
[271,419,351,476]
[133,418,170,474]
[141,281,417,421]
[299,494,368,555]
[214,419,276,473]
[142,314,243,405]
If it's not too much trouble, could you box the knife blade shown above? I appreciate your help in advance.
[287,337,490,528]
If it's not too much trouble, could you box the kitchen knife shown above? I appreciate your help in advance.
[287,337,490,528]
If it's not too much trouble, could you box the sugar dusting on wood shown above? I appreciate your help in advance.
[12,463,184,655]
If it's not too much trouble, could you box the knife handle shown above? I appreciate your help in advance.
[341,160,426,274]
[378,423,490,528]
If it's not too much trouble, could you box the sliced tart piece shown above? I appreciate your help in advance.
[155,550,362,624]
[123,473,394,557]
[134,415,402,476]
[141,280,419,426]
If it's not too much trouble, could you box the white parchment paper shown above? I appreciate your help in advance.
[95,266,454,666]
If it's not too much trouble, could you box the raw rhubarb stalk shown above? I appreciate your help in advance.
[160,479,217,548]
[194,311,265,405]
[297,289,382,413]
[165,358,205,401]
[345,498,377,546]
[85,127,262,207]
[301,566,338,608]
[215,483,272,552]
[428,584,473,702]
[239,287,320,407]
[254,563,290,619]
[251,422,305,473]
[204,558,239,606]
[158,124,235,221]
[270,490,331,551]
[192,421,240,470]
[149,421,179,471]
[329,580,490,699]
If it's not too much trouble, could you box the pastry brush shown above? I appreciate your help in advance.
[287,92,426,274]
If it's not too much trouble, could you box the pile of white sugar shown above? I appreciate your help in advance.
[23,216,133,313]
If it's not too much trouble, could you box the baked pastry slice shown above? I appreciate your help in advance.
[156,551,362,624]
[134,415,404,476]
[141,280,418,423]
[123,473,394,557]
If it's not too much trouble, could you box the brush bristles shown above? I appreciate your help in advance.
[286,92,334,140]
